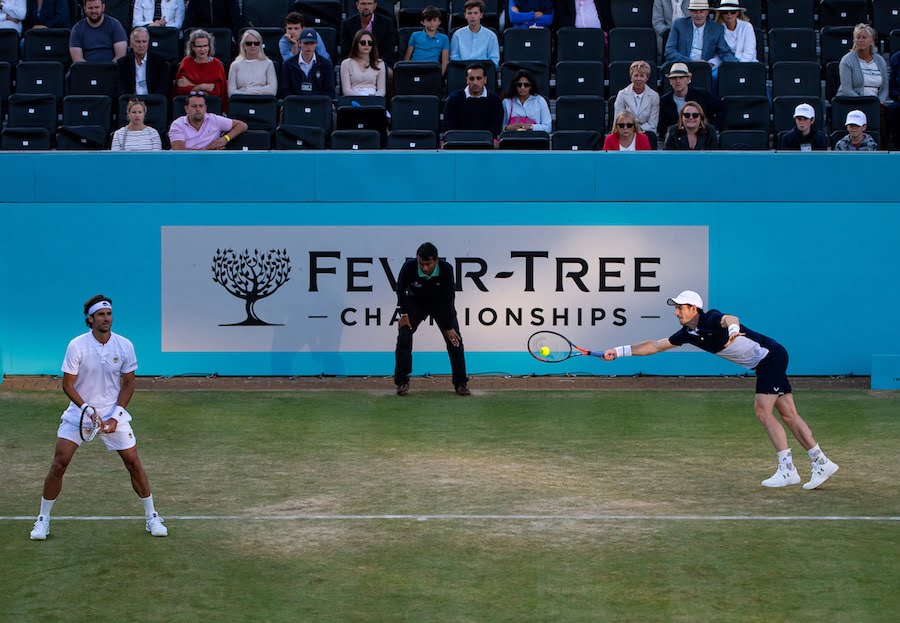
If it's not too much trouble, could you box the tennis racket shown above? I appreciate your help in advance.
[79,405,102,442]
[527,331,604,363]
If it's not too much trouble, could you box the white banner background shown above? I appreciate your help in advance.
[161,226,708,352]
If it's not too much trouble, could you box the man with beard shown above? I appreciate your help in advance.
[168,90,247,150]
[69,0,127,63]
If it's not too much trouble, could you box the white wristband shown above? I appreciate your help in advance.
[727,324,740,338]
[614,345,632,358]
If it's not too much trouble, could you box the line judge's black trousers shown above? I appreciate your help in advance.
[394,306,468,387]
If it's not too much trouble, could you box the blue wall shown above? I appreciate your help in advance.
[2,151,898,379]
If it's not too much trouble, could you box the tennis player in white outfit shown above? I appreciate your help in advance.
[30,295,168,540]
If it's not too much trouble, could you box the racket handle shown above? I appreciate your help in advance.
[587,351,604,358]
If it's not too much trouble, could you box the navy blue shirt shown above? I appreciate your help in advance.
[669,309,779,369]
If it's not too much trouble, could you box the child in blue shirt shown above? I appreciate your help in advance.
[404,6,449,75]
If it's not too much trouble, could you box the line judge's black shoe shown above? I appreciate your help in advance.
[455,385,471,396]
[396,383,409,396]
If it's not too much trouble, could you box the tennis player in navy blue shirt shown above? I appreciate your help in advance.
[603,290,839,490]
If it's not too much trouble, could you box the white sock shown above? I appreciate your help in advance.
[808,444,827,464]
[777,448,793,470]
[39,497,56,519]
[141,495,157,518]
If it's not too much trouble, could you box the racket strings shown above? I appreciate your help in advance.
[528,332,573,362]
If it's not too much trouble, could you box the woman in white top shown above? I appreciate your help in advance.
[132,0,184,29]
[613,60,660,135]
[501,69,551,133]
[340,29,386,97]
[228,29,278,96]
[714,1,756,63]
[110,99,162,151]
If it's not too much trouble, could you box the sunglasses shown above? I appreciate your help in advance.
[682,112,701,119]
[515,82,531,88]
[188,90,207,96]
[721,10,738,14]
[359,40,373,46]
[617,123,635,129]
[244,40,261,46]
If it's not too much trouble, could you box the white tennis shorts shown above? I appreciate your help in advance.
[57,421,137,451]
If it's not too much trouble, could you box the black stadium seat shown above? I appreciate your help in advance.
[819,27,855,64]
[390,95,440,133]
[244,0,292,27]
[392,62,442,96]
[386,129,437,149]
[771,61,821,98]
[148,26,181,63]
[7,93,57,131]
[555,61,605,97]
[63,95,113,132]
[441,129,493,149]
[15,61,65,98]
[226,130,273,150]
[331,129,381,149]
[502,27,551,63]
[0,29,20,64]
[766,0,815,29]
[57,125,108,150]
[2,127,51,150]
[550,130,603,151]
[228,95,278,132]
[67,62,119,98]
[275,124,327,149]
[608,27,656,64]
[22,28,71,65]
[819,0,869,29]
[718,129,770,150]
[294,0,343,30]
[555,95,606,132]
[610,0,653,28]
[767,28,818,65]
[873,1,900,37]
[717,62,767,98]
[556,27,604,63]
[719,95,770,132]
[282,95,333,132]
[498,130,550,150]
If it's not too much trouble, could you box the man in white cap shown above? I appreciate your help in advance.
[778,102,827,151]
[664,0,737,67]
[602,290,840,490]
[835,109,878,151]
[29,294,169,540]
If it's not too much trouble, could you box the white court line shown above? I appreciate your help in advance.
[2,514,899,522]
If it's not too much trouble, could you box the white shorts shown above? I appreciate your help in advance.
[57,421,137,451]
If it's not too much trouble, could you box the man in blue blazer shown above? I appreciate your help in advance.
[664,0,736,68]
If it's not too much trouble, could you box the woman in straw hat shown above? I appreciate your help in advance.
[713,1,756,63]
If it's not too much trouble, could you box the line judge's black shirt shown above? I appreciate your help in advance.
[395,259,457,327]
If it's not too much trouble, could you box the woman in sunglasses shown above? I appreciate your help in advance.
[340,29,386,96]
[603,111,652,151]
[501,70,551,133]
[228,29,278,96]
[713,2,757,63]
[663,101,718,150]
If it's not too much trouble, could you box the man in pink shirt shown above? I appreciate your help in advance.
[168,92,247,150]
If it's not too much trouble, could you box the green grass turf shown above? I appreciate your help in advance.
[1,389,898,622]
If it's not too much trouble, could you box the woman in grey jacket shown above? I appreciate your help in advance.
[837,23,889,102]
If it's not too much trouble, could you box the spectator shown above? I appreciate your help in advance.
[341,29,386,96]
[663,100,718,149]
[664,0,737,68]
[508,0,553,29]
[778,103,827,151]
[443,62,503,137]
[613,60,660,134]
[501,69,550,132]
[25,0,69,30]
[553,0,612,31]
[713,1,756,63]
[450,0,499,70]
[341,0,397,66]
[69,0,128,63]
[184,0,241,38]
[280,11,329,63]
[279,27,335,99]
[604,110,653,151]
[132,0,183,30]
[404,6,449,76]
[117,27,170,96]
[0,0,26,34]
[228,29,277,96]
[834,109,878,151]
[652,0,689,59]
[168,91,247,150]
[658,62,716,135]
[111,98,163,151]
[174,29,228,107]
[889,50,900,149]
[837,23,889,148]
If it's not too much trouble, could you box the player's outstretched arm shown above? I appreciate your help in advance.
[603,339,675,361]
[720,314,745,347]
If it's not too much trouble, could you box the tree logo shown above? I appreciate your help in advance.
[212,248,291,326]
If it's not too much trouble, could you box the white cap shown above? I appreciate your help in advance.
[667,290,704,309]
[845,110,867,126]
[793,103,815,119]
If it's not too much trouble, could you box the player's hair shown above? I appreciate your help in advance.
[284,11,304,26]
[464,0,484,13]
[83,294,112,327]
[417,242,438,260]
[421,5,441,21]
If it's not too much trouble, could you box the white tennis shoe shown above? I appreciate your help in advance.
[30,516,50,540]
[146,514,168,537]
[803,459,839,490]
[761,465,801,488]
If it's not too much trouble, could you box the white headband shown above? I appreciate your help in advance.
[87,301,112,316]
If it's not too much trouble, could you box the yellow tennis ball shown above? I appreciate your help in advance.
[540,346,551,357]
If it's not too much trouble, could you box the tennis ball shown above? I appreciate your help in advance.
[540,346,551,357]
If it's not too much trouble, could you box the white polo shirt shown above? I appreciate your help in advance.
[60,331,137,426]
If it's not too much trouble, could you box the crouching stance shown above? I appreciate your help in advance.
[30,294,168,540]
[603,290,839,490]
